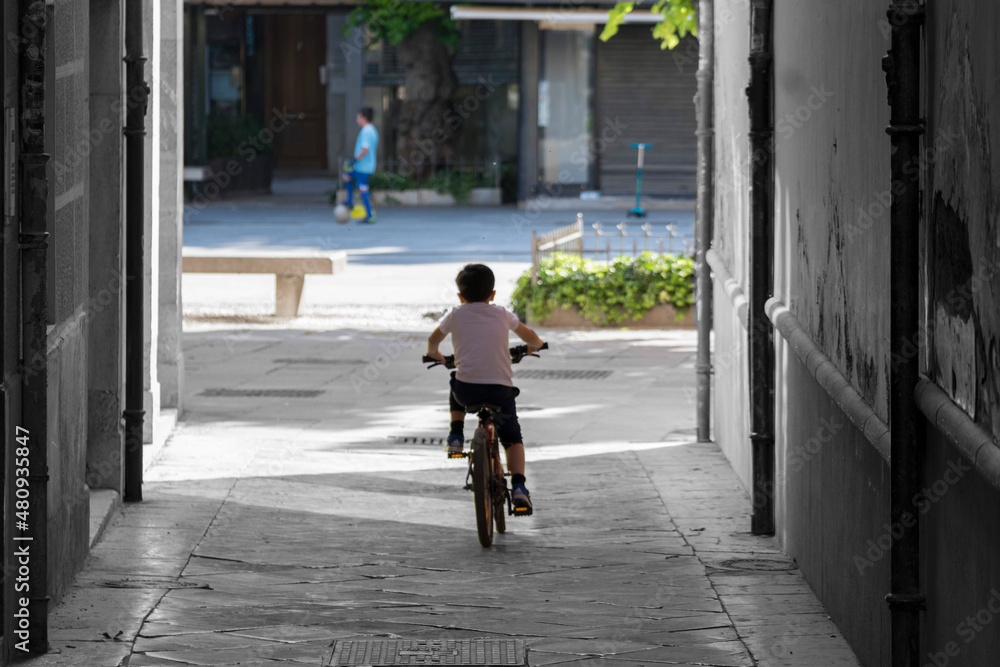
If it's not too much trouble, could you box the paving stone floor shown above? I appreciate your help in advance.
[26,329,859,667]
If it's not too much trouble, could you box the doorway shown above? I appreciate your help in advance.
[264,14,328,171]
[538,27,595,192]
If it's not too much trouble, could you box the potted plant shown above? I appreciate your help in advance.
[510,252,695,329]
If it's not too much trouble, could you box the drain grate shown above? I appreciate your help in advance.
[199,388,324,398]
[515,369,612,381]
[717,557,796,572]
[436,407,542,412]
[101,578,210,590]
[329,639,525,666]
[273,358,365,365]
[393,436,451,446]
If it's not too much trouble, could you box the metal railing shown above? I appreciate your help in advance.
[530,213,693,285]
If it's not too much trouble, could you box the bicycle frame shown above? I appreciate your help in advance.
[463,408,512,515]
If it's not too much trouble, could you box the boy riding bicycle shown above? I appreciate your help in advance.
[426,264,545,512]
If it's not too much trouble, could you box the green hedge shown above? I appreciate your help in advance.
[368,171,419,191]
[510,252,694,325]
[364,170,495,203]
[206,113,267,160]
[424,170,494,203]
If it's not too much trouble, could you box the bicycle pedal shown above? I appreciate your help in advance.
[512,506,533,517]
[447,452,466,459]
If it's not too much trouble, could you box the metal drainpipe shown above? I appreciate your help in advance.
[694,0,715,443]
[123,0,148,503]
[882,1,925,664]
[747,0,775,535]
[18,0,51,652]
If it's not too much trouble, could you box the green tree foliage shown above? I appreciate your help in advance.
[345,0,461,180]
[510,252,694,325]
[600,0,697,50]
[345,0,459,49]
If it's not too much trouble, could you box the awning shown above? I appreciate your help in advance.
[450,5,662,24]
[185,0,357,6]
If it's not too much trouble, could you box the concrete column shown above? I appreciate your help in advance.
[87,0,126,493]
[142,0,161,443]
[518,22,539,202]
[157,0,184,412]
[344,26,364,163]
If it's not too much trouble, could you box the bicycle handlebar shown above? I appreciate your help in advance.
[423,342,548,369]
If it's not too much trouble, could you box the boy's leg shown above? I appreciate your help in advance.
[506,441,531,512]
[360,189,374,220]
[494,388,531,511]
[447,376,466,456]
[344,175,355,208]
[356,172,375,222]
[450,411,465,439]
[505,443,525,477]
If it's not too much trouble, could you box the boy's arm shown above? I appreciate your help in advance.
[513,322,544,353]
[426,327,447,363]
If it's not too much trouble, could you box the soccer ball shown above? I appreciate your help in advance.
[333,204,351,224]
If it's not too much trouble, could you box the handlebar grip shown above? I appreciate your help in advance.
[540,342,549,350]
[423,354,456,369]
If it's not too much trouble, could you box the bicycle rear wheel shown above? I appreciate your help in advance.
[471,427,493,548]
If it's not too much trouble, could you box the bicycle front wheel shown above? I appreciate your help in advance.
[471,427,493,548]
[494,489,507,534]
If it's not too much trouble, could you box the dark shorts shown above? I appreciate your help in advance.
[449,373,523,448]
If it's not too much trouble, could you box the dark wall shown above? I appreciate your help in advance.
[3,0,21,658]
[47,0,93,601]
[769,2,893,663]
[921,426,1000,666]
[778,353,890,666]
[772,0,891,424]
[925,0,1000,441]
[921,1,1000,665]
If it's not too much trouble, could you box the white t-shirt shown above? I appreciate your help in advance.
[437,303,520,386]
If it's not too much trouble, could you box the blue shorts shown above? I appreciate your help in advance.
[350,171,371,190]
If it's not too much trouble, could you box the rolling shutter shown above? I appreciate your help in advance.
[595,27,698,197]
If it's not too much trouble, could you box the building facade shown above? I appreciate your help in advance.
[1,0,183,659]
[183,1,699,202]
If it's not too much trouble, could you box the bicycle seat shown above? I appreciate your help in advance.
[464,403,501,414]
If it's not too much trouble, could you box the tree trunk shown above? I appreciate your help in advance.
[395,21,458,179]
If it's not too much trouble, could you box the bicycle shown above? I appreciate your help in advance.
[423,342,548,548]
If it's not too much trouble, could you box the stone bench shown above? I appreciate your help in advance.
[182,251,347,318]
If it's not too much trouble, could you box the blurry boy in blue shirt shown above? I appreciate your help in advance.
[343,106,379,224]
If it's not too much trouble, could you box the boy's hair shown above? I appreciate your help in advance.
[456,264,495,302]
[358,106,374,122]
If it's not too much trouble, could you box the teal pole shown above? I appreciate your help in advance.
[628,143,651,217]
